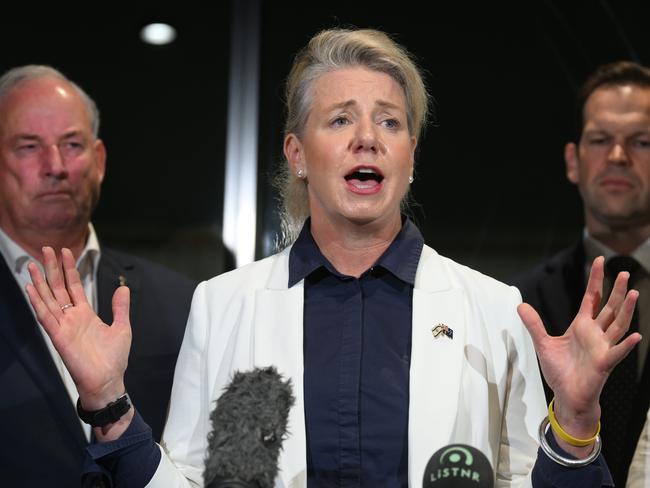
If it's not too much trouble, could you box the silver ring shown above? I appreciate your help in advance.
[60,303,74,311]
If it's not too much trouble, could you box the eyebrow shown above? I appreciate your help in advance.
[584,128,650,136]
[11,130,85,142]
[326,99,404,112]
[60,131,84,140]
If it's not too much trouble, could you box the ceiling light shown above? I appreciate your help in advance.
[140,23,177,45]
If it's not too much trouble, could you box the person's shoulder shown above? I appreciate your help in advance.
[508,242,584,289]
[202,248,287,291]
[420,245,518,300]
[100,246,198,289]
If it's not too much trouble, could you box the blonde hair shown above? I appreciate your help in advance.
[274,27,430,248]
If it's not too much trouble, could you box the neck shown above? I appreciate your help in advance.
[310,214,402,278]
[2,225,88,264]
[586,218,650,255]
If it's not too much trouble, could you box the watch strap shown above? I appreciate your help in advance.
[76,393,132,427]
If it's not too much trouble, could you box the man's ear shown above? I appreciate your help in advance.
[94,139,107,184]
[284,133,305,177]
[564,142,579,185]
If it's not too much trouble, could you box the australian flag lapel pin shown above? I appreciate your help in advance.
[431,323,453,339]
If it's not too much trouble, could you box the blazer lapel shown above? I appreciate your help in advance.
[250,247,468,486]
[537,242,585,336]
[409,247,466,482]
[253,251,306,488]
[96,249,141,325]
[0,257,87,449]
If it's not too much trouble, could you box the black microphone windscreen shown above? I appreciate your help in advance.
[422,444,494,488]
[204,366,295,488]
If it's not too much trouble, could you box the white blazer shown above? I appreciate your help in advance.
[627,412,650,486]
[146,245,547,487]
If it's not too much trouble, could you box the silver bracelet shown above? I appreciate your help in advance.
[538,416,602,468]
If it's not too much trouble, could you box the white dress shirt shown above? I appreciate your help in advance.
[0,224,101,441]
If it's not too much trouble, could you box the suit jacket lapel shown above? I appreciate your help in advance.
[253,250,306,488]
[409,247,465,481]
[0,256,87,449]
[97,248,141,325]
[537,242,585,336]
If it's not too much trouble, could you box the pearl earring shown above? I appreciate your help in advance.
[297,169,304,178]
[408,175,414,184]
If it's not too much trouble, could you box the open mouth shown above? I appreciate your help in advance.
[344,167,384,184]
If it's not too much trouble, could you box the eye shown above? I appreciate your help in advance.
[632,138,650,148]
[585,136,610,146]
[60,141,85,154]
[381,118,401,130]
[330,115,350,127]
[14,143,39,156]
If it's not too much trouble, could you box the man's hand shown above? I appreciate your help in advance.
[26,246,133,439]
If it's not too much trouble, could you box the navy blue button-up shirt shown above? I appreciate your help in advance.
[289,218,424,487]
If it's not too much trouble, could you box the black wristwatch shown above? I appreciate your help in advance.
[76,393,132,427]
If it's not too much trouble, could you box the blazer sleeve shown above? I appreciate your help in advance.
[497,285,547,487]
[627,411,650,487]
[147,281,211,487]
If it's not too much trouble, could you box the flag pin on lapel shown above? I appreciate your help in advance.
[431,323,453,339]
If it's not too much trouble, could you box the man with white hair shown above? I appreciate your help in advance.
[0,65,197,487]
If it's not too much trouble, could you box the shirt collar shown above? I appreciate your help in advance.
[583,228,650,274]
[288,217,424,287]
[0,223,101,275]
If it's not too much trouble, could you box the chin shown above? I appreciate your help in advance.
[36,212,84,231]
[342,208,399,227]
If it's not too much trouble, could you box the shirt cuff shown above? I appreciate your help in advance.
[532,426,614,487]
[82,410,161,488]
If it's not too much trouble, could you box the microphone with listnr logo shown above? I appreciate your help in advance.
[203,366,295,488]
[422,443,494,488]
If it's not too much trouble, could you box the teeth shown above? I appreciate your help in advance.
[358,168,376,174]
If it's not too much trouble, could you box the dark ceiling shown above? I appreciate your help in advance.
[1,1,648,281]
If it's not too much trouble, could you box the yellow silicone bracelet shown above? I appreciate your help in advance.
[548,398,601,447]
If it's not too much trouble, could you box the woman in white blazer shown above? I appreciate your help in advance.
[28,27,639,487]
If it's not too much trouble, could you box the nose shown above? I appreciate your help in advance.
[607,142,630,166]
[43,145,68,179]
[350,118,384,154]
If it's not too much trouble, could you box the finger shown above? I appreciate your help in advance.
[111,286,131,329]
[605,289,639,344]
[605,331,642,371]
[42,246,72,308]
[578,256,605,319]
[518,302,548,352]
[61,248,89,307]
[597,271,630,330]
[25,283,61,338]
[28,260,64,321]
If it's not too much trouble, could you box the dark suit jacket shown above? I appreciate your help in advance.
[509,242,649,488]
[0,246,197,487]
[510,241,586,342]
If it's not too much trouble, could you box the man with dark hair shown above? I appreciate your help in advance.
[511,60,650,487]
[0,65,198,487]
